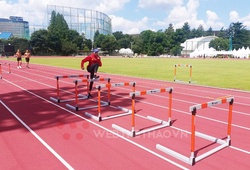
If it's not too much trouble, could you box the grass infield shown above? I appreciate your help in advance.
[2,56,250,91]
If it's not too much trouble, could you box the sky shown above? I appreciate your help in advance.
[0,0,250,34]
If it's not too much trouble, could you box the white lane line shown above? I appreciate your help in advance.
[230,146,250,155]
[5,71,250,132]
[4,68,250,155]
[0,100,74,170]
[2,78,189,170]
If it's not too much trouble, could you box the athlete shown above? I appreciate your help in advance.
[81,49,102,98]
[24,50,31,68]
[15,49,22,68]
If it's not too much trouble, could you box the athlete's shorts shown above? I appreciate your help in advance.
[25,58,30,62]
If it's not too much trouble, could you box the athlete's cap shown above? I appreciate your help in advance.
[93,49,99,53]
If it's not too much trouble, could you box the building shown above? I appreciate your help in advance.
[44,5,112,41]
[0,16,29,39]
[0,32,14,39]
[181,36,218,56]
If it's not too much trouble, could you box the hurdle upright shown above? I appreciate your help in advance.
[8,63,11,73]
[0,63,11,78]
[156,96,234,165]
[85,81,136,121]
[50,74,89,103]
[112,87,173,137]
[66,77,111,111]
[174,64,192,83]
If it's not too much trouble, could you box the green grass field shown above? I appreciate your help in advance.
[2,56,250,91]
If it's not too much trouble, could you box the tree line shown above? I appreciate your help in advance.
[1,10,250,56]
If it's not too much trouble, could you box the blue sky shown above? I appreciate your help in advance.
[0,0,250,34]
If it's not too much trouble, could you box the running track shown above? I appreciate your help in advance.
[1,59,250,170]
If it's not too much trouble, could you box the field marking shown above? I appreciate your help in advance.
[3,66,250,153]
[2,78,189,170]
[4,70,250,132]
[0,100,74,170]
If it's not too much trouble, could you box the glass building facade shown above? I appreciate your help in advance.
[0,16,29,39]
[46,5,112,41]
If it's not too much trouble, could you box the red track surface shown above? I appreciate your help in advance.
[1,59,250,170]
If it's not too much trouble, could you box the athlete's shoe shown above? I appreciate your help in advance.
[87,93,93,98]
[93,75,99,79]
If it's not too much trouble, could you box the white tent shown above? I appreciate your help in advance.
[189,47,250,59]
[118,48,134,57]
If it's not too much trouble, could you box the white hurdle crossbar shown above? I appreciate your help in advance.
[50,74,89,103]
[85,82,136,121]
[156,96,234,166]
[66,77,110,111]
[112,87,173,137]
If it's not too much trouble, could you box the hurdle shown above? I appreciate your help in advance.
[85,81,136,121]
[50,74,89,103]
[8,63,11,73]
[156,96,234,165]
[66,77,111,111]
[112,87,173,137]
[174,64,192,83]
[0,63,11,78]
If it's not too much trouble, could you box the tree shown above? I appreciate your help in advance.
[164,23,175,54]
[140,30,155,54]
[112,31,124,41]
[131,35,143,54]
[100,35,118,54]
[94,33,106,48]
[206,27,214,36]
[228,22,250,50]
[182,22,191,39]
[209,37,229,51]
[30,10,83,55]
[83,39,92,51]
[30,29,49,55]
[9,37,29,54]
[170,29,185,56]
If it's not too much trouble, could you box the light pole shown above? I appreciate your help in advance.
[229,23,234,51]
[130,42,133,50]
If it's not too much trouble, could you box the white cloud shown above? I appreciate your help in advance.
[94,0,130,14]
[229,11,240,22]
[0,0,132,30]
[229,11,250,29]
[205,10,224,30]
[138,0,183,9]
[110,15,150,34]
[152,0,226,31]
[154,0,201,29]
[241,14,250,29]
[0,0,250,35]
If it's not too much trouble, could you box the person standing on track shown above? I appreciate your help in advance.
[15,49,22,69]
[81,48,102,98]
[24,49,31,68]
